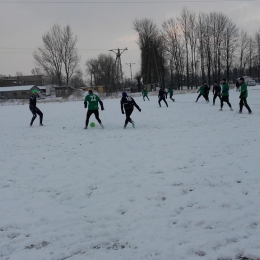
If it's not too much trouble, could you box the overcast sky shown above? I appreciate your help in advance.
[0,0,260,80]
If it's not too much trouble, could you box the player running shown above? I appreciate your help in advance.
[167,87,175,102]
[29,89,43,126]
[121,92,141,129]
[212,81,221,105]
[142,87,150,101]
[195,84,205,102]
[239,77,252,114]
[84,90,104,129]
[203,82,210,103]
[219,78,233,111]
[158,87,168,107]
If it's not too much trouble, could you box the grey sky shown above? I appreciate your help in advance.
[0,0,259,80]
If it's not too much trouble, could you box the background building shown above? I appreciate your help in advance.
[0,85,40,99]
[0,75,49,87]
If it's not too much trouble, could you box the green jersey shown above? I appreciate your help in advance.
[221,83,229,97]
[199,86,204,95]
[142,89,148,96]
[84,94,101,110]
[167,88,173,95]
[240,82,248,98]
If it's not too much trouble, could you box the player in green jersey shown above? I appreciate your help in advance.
[84,90,104,129]
[142,87,150,101]
[195,84,205,102]
[167,87,175,102]
[220,79,233,111]
[239,77,252,114]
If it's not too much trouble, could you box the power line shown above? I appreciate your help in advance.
[0,47,138,51]
[0,47,108,54]
[0,0,256,3]
[0,47,107,50]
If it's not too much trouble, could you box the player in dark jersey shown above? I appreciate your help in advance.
[203,82,210,103]
[29,89,43,126]
[158,87,168,107]
[120,92,141,129]
[212,81,221,105]
[236,80,240,92]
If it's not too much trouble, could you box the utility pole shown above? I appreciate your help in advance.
[126,63,135,82]
[109,47,127,93]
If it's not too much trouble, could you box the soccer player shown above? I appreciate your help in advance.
[195,84,205,102]
[220,78,233,111]
[121,92,141,129]
[142,87,150,101]
[167,87,175,102]
[203,82,210,103]
[29,89,43,126]
[239,77,252,114]
[158,87,168,107]
[84,90,104,129]
[236,80,240,92]
[212,81,221,105]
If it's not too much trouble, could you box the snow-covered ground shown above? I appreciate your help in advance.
[1,87,260,260]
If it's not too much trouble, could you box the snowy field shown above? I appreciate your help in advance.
[1,87,260,260]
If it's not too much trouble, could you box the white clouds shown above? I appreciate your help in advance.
[114,33,139,47]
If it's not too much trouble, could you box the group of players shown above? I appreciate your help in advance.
[195,77,252,113]
[28,85,176,129]
[82,87,175,129]
[28,77,252,129]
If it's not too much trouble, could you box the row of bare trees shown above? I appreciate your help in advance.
[32,14,260,91]
[134,8,260,89]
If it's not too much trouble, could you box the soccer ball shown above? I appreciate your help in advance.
[90,122,95,127]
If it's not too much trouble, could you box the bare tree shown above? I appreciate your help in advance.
[133,18,165,86]
[134,72,142,91]
[178,8,198,88]
[187,10,198,88]
[197,13,206,82]
[33,24,63,85]
[246,36,255,76]
[31,67,43,75]
[97,54,115,89]
[33,24,79,86]
[222,19,238,82]
[196,12,236,83]
[70,69,86,88]
[200,12,213,84]
[238,30,250,75]
[178,8,191,88]
[209,12,228,82]
[61,25,80,85]
[199,12,226,84]
[85,54,115,87]
[254,29,260,81]
[85,58,98,87]
[162,18,185,89]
